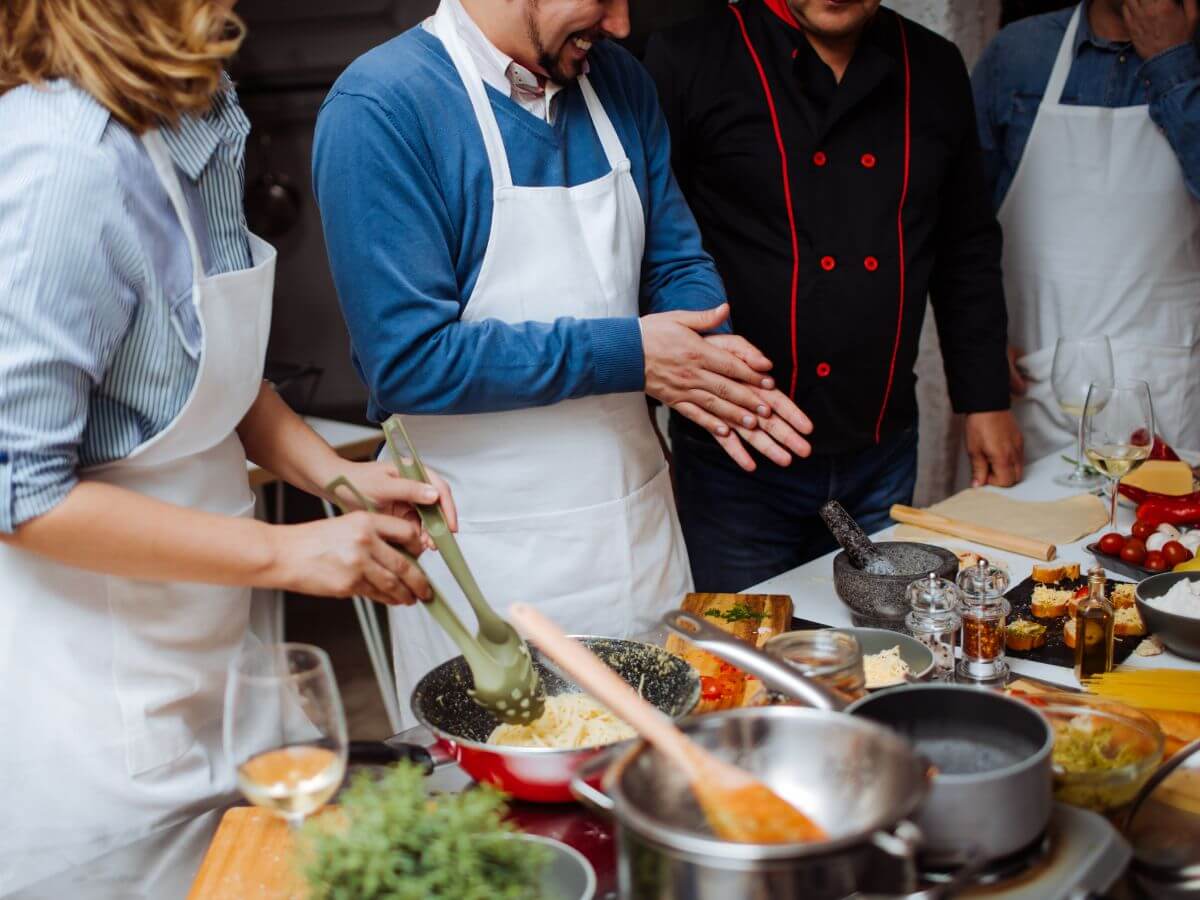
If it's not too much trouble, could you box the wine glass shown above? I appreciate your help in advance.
[224,643,348,830]
[1051,336,1114,488]
[1081,380,1155,530]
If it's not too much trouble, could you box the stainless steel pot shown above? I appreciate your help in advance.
[663,613,1055,869]
[570,706,933,900]
[846,685,1054,867]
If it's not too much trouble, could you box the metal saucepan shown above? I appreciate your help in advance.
[664,613,1055,867]
[386,636,699,803]
[846,685,1054,867]
[569,705,973,900]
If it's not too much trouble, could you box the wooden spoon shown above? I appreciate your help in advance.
[508,604,826,844]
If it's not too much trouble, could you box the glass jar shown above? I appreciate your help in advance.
[905,573,961,681]
[956,558,1011,684]
[763,630,867,703]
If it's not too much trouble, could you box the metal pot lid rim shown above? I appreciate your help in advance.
[845,684,1056,781]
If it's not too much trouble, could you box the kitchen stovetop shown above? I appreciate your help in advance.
[420,762,1131,900]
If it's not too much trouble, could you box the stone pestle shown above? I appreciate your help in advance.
[819,501,899,576]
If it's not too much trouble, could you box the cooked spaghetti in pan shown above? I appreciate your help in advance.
[487,693,635,749]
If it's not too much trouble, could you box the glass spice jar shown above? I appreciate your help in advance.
[905,573,961,681]
[956,558,1011,684]
[763,630,868,703]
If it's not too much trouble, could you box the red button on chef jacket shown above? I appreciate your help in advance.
[820,255,836,271]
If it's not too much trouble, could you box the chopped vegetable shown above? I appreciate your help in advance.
[301,762,549,900]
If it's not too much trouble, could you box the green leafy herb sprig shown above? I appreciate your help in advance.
[704,602,766,624]
[301,762,549,900]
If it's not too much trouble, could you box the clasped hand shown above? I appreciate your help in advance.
[641,303,813,471]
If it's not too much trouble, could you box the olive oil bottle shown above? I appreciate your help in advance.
[1074,565,1114,680]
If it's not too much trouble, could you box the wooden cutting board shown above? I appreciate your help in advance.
[189,807,316,900]
[665,593,793,712]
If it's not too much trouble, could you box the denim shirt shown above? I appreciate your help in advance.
[0,78,252,532]
[972,1,1200,211]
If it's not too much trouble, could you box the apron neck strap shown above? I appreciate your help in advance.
[435,0,513,189]
[1043,4,1083,109]
[433,0,630,187]
[140,130,205,275]
[578,75,627,168]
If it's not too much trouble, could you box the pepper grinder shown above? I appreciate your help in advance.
[906,573,961,682]
[956,558,1011,684]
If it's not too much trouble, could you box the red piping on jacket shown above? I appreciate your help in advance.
[762,0,800,28]
[730,2,802,399]
[873,14,911,444]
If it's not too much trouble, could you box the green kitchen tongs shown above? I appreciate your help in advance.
[325,437,543,725]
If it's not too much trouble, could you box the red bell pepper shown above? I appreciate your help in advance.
[1131,429,1181,461]
[1136,494,1200,527]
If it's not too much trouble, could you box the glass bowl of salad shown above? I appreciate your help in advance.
[1036,696,1164,813]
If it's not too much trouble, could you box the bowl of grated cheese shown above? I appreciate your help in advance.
[840,628,934,690]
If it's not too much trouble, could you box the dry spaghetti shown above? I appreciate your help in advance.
[488,693,635,749]
[1084,669,1200,715]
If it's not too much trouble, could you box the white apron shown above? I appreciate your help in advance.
[1000,3,1200,460]
[389,0,693,725]
[0,131,276,897]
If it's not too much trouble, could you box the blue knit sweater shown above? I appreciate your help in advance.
[313,26,726,419]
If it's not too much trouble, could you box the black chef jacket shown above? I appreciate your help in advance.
[644,0,1010,456]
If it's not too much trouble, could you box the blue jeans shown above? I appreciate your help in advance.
[669,416,919,593]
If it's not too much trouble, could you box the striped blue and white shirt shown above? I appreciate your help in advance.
[0,77,253,532]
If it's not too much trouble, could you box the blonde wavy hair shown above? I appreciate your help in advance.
[0,0,246,132]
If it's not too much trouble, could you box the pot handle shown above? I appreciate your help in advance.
[855,832,989,900]
[380,724,457,774]
[349,740,436,772]
[661,611,847,711]
[568,746,622,816]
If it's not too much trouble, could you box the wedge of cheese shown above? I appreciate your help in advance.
[1122,460,1195,496]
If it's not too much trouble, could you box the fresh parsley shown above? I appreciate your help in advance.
[301,762,549,899]
[704,602,766,624]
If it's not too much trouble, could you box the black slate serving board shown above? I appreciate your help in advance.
[1004,575,1140,668]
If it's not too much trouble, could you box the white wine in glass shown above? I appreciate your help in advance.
[1081,381,1155,529]
[1050,336,1113,488]
[224,643,348,829]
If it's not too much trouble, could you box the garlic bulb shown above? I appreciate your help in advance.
[1146,532,1170,553]
[1156,524,1183,541]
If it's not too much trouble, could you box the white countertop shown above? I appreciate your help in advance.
[745,450,1200,688]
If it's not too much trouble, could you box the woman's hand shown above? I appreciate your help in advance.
[267,512,431,606]
[326,460,458,549]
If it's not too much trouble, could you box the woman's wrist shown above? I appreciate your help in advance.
[252,520,296,592]
[292,447,350,501]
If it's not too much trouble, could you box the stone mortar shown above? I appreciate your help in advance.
[833,542,959,632]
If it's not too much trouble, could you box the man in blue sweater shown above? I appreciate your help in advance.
[313,0,812,720]
[974,0,1200,460]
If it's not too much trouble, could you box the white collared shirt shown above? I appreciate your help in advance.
[426,2,566,124]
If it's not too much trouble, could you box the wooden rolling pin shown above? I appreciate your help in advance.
[889,504,1056,561]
